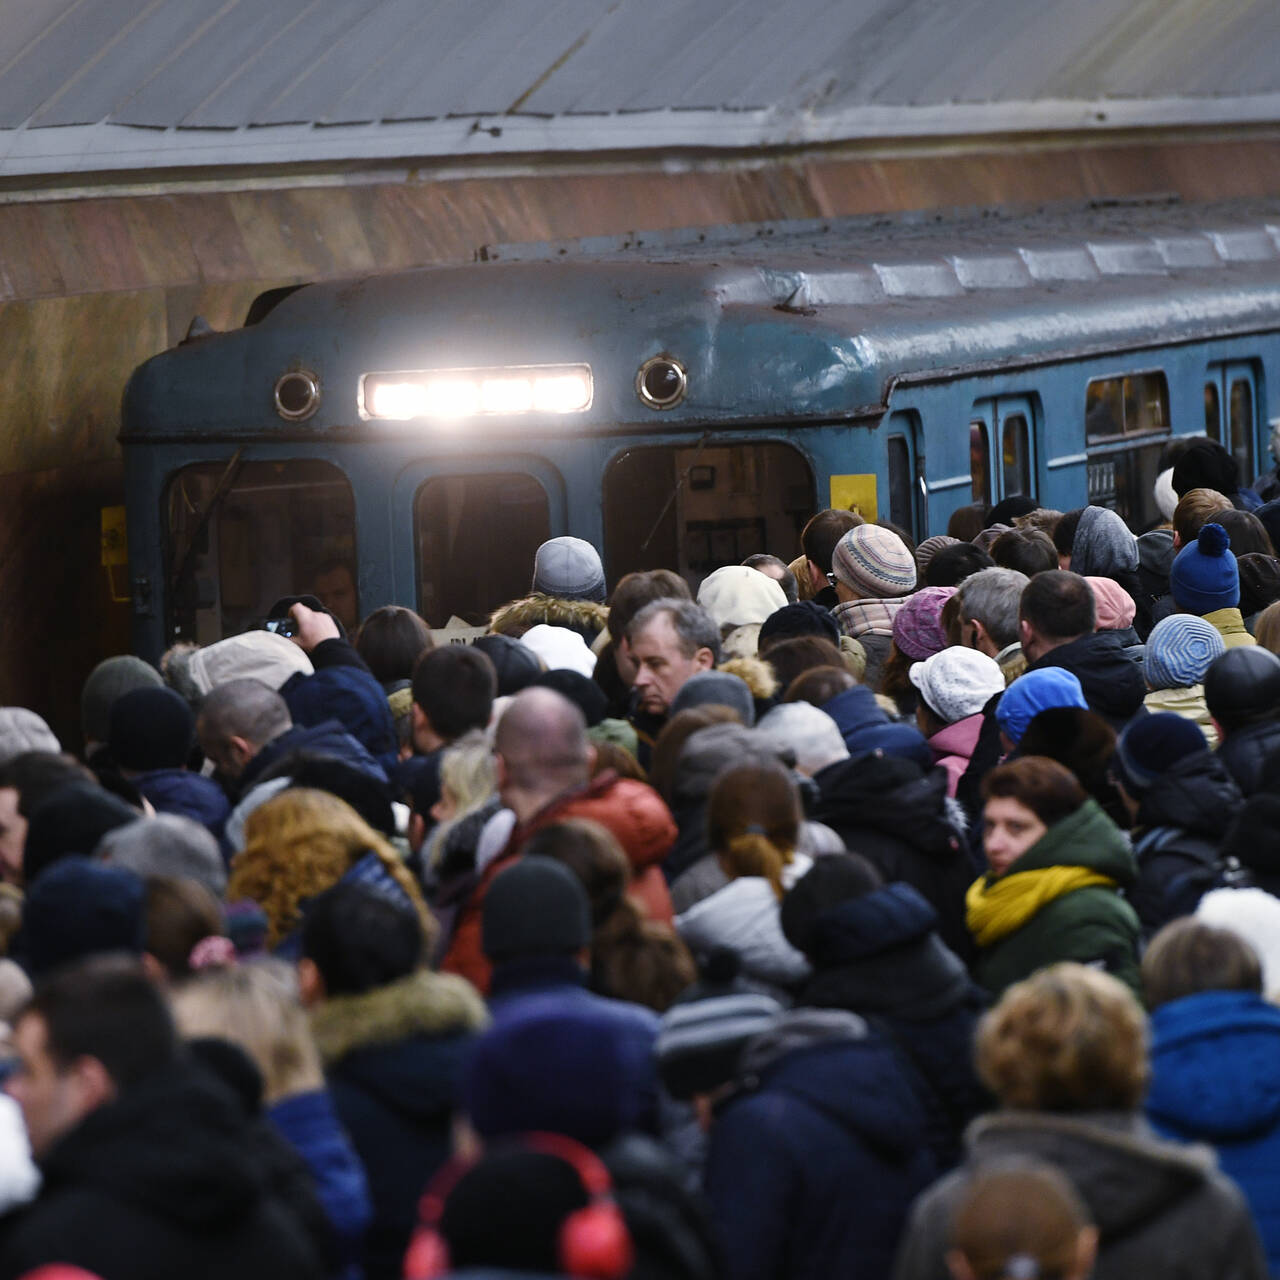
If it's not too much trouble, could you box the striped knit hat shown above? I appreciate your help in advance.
[1143,613,1226,690]
[830,525,916,599]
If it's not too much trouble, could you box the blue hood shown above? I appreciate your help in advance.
[1148,990,1280,1142]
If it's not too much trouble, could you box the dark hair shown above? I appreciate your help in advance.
[607,571,691,644]
[991,528,1058,577]
[1239,554,1280,619]
[1142,918,1262,1011]
[0,752,93,818]
[1214,508,1276,559]
[1019,571,1095,641]
[1051,509,1084,560]
[1173,440,1240,501]
[145,877,224,980]
[924,543,995,587]
[22,955,177,1090]
[947,503,990,542]
[801,509,862,574]
[411,646,497,742]
[764,636,845,693]
[301,881,424,997]
[356,606,432,685]
[785,664,856,707]
[982,757,1088,827]
[741,554,799,605]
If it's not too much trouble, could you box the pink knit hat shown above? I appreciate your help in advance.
[891,587,957,661]
[1085,576,1136,630]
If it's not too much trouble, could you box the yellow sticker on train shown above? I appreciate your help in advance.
[829,474,878,520]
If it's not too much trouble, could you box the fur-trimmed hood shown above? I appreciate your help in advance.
[718,656,778,701]
[310,969,489,1066]
[489,595,609,642]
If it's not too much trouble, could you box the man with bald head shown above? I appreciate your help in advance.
[440,687,678,993]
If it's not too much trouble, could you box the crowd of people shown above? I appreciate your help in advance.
[0,436,1279,1277]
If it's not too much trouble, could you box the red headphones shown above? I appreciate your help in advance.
[403,1131,634,1280]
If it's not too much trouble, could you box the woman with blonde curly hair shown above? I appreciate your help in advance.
[892,964,1267,1280]
[229,787,431,952]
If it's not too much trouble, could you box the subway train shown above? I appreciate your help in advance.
[121,196,1280,661]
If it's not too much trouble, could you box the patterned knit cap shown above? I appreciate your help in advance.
[830,525,916,598]
[1143,613,1226,690]
[891,587,956,660]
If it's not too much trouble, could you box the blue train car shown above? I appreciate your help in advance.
[122,198,1280,660]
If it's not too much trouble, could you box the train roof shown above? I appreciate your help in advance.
[8,0,1280,177]
[125,198,1280,439]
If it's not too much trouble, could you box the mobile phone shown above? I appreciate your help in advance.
[265,616,297,638]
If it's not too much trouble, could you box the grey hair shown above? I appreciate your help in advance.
[196,679,292,753]
[628,599,722,665]
[956,567,1030,650]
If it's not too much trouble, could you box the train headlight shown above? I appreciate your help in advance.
[636,356,687,409]
[360,365,591,421]
[274,370,321,420]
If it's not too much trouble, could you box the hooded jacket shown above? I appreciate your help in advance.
[792,883,989,1170]
[311,970,489,1280]
[892,1110,1267,1280]
[814,754,977,961]
[488,594,609,644]
[707,1009,936,1280]
[0,1062,324,1280]
[240,718,388,799]
[280,639,397,765]
[1148,990,1280,1276]
[966,798,1141,998]
[1128,751,1244,934]
[440,772,678,993]
[1029,631,1146,729]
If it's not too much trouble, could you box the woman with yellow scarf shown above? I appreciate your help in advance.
[967,756,1141,998]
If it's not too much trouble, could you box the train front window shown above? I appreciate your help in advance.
[1086,373,1169,439]
[414,474,550,626]
[603,442,813,589]
[164,459,356,645]
[1002,415,1031,497]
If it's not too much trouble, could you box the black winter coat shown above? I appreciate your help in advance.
[1029,631,1146,730]
[814,754,978,962]
[1129,752,1244,934]
[0,1064,323,1280]
[1219,718,1280,798]
[793,882,989,1169]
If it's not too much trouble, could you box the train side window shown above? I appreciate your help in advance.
[887,435,913,532]
[414,474,550,626]
[164,459,356,645]
[1205,382,1222,442]
[1230,378,1256,481]
[1086,372,1169,438]
[1002,415,1031,496]
[969,421,990,503]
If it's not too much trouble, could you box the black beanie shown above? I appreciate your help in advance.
[482,857,591,963]
[1172,442,1239,500]
[24,782,139,885]
[985,495,1038,528]
[473,634,544,697]
[440,1148,589,1274]
[779,854,883,957]
[108,686,194,772]
[533,669,608,726]
[758,601,840,651]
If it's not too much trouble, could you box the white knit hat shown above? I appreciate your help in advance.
[697,565,787,630]
[908,646,1005,724]
[518,624,596,677]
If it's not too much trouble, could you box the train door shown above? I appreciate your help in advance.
[602,441,814,591]
[392,461,562,627]
[1205,361,1261,484]
[885,411,926,542]
[969,396,1037,505]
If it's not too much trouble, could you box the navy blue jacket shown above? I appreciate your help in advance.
[1029,631,1146,730]
[241,719,388,798]
[793,883,989,1170]
[705,1009,935,1280]
[1148,989,1280,1276]
[269,1090,372,1280]
[133,768,231,845]
[280,639,397,764]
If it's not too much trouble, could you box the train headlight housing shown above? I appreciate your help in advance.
[274,370,321,420]
[636,356,687,409]
[360,364,592,421]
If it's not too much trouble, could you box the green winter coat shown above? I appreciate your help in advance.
[969,798,1141,999]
